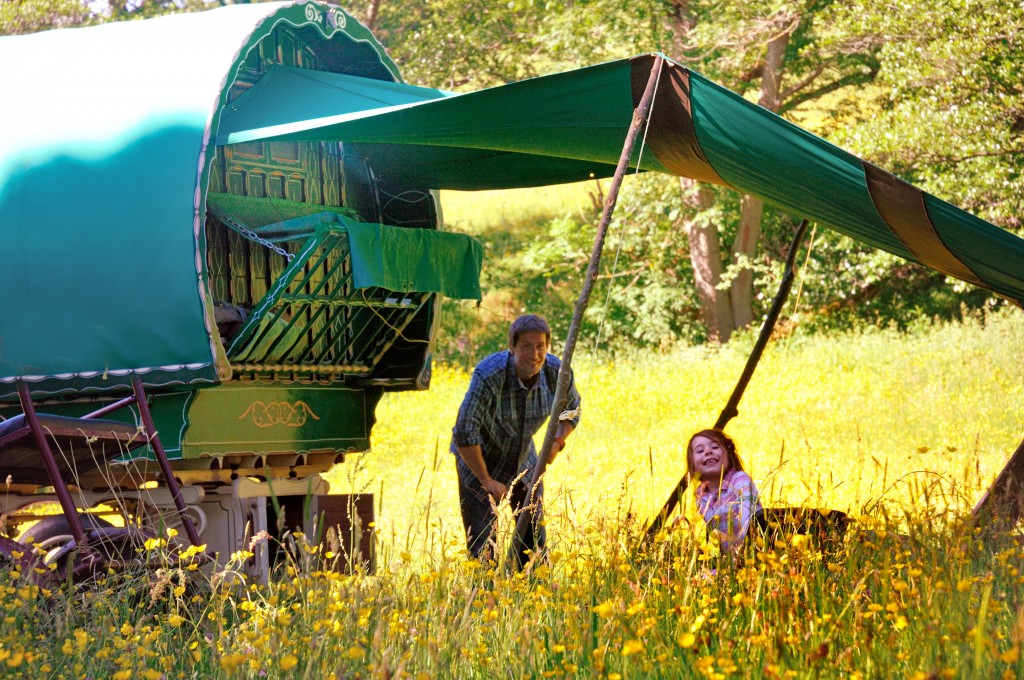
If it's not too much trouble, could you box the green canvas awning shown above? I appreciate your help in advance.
[220,54,1024,307]
[218,64,452,139]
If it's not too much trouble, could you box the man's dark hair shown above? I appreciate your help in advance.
[509,314,551,348]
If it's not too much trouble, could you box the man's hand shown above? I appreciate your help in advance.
[482,478,508,503]
[457,445,507,503]
[546,436,567,464]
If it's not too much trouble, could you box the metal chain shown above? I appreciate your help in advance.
[212,208,294,261]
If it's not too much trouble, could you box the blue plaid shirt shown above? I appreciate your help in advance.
[451,351,581,486]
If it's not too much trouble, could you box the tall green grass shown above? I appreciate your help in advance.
[440,183,594,235]
[6,312,1023,678]
[330,309,1024,554]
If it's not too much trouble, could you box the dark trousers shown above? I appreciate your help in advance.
[458,472,545,570]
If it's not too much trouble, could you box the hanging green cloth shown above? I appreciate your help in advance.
[344,220,482,300]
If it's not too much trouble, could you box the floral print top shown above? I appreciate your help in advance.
[695,469,762,554]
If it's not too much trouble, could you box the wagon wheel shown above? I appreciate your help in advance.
[20,514,115,565]
[112,497,207,547]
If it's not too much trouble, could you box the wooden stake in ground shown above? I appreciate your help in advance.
[639,218,810,550]
[506,55,666,569]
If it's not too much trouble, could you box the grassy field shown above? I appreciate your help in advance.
[6,312,1024,678]
[327,309,1024,562]
[440,184,595,234]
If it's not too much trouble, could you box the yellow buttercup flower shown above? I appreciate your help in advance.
[593,599,615,618]
[622,639,644,656]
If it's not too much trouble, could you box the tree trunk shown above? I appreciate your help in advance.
[364,0,382,30]
[729,194,764,329]
[682,179,732,343]
[729,23,789,329]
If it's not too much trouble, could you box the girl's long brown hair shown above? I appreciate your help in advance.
[686,428,746,479]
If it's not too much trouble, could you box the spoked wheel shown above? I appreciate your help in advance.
[21,514,115,565]
[112,498,207,548]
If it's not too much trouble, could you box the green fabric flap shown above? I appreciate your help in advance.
[343,220,482,300]
[206,194,482,299]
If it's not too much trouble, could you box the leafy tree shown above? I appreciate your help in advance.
[663,1,883,341]
[1,0,208,36]
[368,0,547,89]
[828,0,1024,229]
[0,0,94,34]
[517,177,707,350]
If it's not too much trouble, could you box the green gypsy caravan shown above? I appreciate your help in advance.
[3,2,1024,578]
[0,1,483,577]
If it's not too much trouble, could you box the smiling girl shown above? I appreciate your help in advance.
[687,428,763,555]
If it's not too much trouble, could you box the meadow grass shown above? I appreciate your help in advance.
[332,308,1024,556]
[440,184,595,235]
[4,312,1023,678]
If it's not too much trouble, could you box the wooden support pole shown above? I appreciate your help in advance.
[972,434,1024,525]
[639,218,810,549]
[131,375,204,547]
[506,55,666,569]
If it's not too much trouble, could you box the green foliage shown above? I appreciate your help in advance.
[0,0,94,34]
[372,0,544,89]
[518,175,707,350]
[371,0,675,88]
[828,0,1024,228]
[1,0,209,36]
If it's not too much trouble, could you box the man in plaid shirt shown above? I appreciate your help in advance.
[450,314,581,569]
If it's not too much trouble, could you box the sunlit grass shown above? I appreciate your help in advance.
[440,182,595,235]
[5,311,1023,678]
[331,309,1024,551]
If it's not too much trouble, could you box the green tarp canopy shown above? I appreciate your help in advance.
[219,53,1024,308]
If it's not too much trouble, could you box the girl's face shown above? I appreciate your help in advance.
[690,434,728,480]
